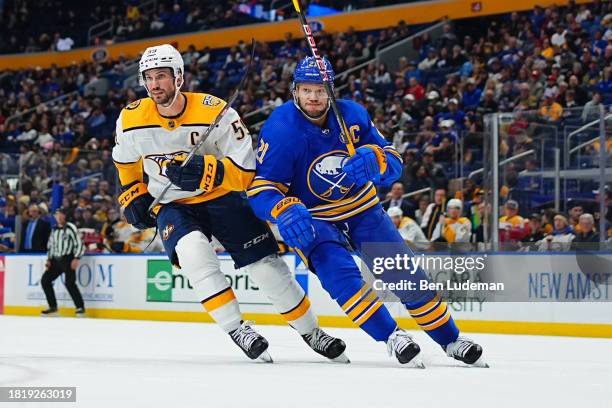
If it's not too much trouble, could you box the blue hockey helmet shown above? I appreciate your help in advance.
[293,56,335,87]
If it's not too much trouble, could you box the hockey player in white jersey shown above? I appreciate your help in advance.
[112,44,347,363]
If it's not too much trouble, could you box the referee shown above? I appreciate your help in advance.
[41,207,86,317]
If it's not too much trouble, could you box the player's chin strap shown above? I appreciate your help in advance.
[143,74,184,108]
[292,86,331,121]
[160,75,184,108]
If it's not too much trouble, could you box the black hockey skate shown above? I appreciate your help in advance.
[302,328,350,363]
[41,307,58,317]
[229,321,273,362]
[443,336,488,367]
[387,328,424,368]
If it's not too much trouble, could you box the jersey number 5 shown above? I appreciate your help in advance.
[231,119,249,140]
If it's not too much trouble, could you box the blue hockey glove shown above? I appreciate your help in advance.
[342,144,388,187]
[273,197,315,249]
[118,182,157,230]
[166,154,224,192]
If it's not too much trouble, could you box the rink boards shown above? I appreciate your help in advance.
[1,253,611,338]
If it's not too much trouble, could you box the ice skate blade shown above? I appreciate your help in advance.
[409,357,426,369]
[256,350,273,363]
[401,353,425,369]
[456,356,489,368]
[41,313,59,317]
[469,357,489,368]
[330,353,350,364]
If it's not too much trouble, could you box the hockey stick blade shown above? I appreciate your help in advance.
[148,38,257,216]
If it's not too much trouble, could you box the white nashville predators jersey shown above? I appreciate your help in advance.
[112,92,255,205]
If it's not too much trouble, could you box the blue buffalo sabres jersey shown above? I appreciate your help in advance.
[248,100,402,222]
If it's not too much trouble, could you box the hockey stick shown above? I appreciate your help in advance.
[291,0,356,156]
[148,38,257,216]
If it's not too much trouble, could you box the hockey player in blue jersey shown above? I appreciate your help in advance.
[248,56,486,367]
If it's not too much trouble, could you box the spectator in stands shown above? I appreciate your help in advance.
[468,188,484,233]
[408,163,436,194]
[499,200,530,246]
[437,98,465,128]
[478,89,499,116]
[387,206,428,250]
[597,66,612,104]
[421,188,447,240]
[514,82,537,111]
[540,209,555,235]
[551,25,567,48]
[75,207,100,230]
[568,75,589,105]
[420,150,446,187]
[414,195,430,226]
[430,198,472,245]
[101,209,129,253]
[383,181,416,217]
[470,201,491,245]
[407,77,425,100]
[523,213,546,249]
[418,48,438,71]
[581,91,603,122]
[536,214,575,252]
[462,78,482,110]
[539,89,563,122]
[19,203,51,253]
[0,201,17,233]
[568,203,584,233]
[571,213,600,250]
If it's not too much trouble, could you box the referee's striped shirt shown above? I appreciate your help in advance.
[47,222,85,259]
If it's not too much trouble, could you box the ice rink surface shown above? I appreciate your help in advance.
[1,315,611,408]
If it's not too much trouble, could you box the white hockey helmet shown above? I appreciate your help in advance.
[447,198,463,212]
[138,44,184,88]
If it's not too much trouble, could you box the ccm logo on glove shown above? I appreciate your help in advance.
[166,155,224,193]
[199,160,217,192]
[117,182,156,230]
[118,182,148,207]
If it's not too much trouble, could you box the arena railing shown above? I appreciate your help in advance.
[335,20,446,94]
[482,106,611,249]
[4,91,80,128]
[376,20,447,74]
[87,0,158,45]
[565,111,612,168]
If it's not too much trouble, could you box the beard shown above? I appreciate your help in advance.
[151,89,175,106]
[298,100,328,119]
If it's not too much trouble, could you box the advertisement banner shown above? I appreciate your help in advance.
[145,258,271,306]
[3,254,299,313]
[3,253,611,337]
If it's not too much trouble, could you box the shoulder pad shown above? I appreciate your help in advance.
[121,98,157,131]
